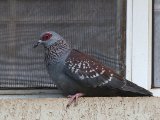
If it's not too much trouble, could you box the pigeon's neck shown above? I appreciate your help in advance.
[45,39,70,64]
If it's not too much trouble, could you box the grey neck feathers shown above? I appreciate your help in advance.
[45,40,70,64]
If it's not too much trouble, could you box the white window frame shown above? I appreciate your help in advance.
[126,0,160,96]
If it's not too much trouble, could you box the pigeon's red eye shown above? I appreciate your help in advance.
[41,33,52,41]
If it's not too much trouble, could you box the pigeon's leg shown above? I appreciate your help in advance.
[66,93,84,108]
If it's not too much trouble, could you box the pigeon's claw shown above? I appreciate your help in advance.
[66,93,84,108]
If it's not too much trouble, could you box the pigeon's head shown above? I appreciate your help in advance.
[33,31,63,48]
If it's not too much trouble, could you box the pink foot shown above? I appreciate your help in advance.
[66,93,84,108]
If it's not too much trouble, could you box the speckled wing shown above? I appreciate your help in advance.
[64,49,126,89]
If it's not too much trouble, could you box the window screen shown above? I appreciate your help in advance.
[153,0,160,87]
[0,0,126,89]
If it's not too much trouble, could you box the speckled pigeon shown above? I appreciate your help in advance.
[34,31,152,107]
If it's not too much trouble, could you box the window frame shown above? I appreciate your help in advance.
[126,0,160,96]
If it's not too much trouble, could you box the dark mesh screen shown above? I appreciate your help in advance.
[0,0,126,89]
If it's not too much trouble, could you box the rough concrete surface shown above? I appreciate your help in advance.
[0,97,159,120]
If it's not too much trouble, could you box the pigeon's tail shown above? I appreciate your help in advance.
[121,80,153,96]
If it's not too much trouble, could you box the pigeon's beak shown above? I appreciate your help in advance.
[33,40,42,48]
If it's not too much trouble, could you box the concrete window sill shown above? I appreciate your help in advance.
[0,97,159,120]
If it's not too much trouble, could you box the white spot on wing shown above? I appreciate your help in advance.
[93,75,96,77]
[109,76,113,81]
[95,72,99,77]
[71,64,77,72]
[108,74,114,81]
[79,75,85,80]
[75,69,79,73]
[68,64,72,67]
[86,76,89,78]
[103,80,108,84]
[100,70,105,74]
[89,72,99,78]
[83,63,86,69]
[90,76,94,78]
[99,80,109,86]
[89,69,95,72]
[71,67,75,72]
[98,74,114,86]
[77,62,82,68]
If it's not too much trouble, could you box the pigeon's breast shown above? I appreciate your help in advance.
[45,55,84,95]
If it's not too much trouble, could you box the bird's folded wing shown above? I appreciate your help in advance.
[64,49,126,89]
